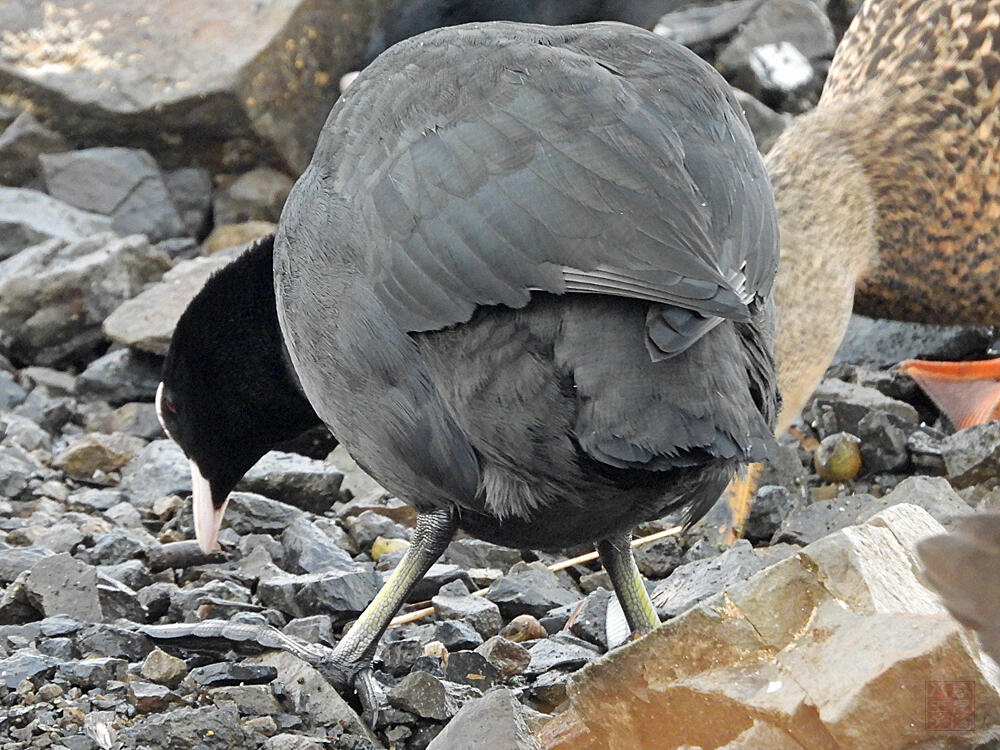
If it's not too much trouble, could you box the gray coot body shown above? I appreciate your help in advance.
[158,21,779,710]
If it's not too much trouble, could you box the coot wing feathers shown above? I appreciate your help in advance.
[319,22,777,354]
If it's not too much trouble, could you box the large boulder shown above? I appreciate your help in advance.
[0,0,396,172]
[537,504,1000,750]
[0,187,112,261]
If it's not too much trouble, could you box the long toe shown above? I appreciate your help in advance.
[900,358,1000,429]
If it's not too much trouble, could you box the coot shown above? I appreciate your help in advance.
[158,21,779,704]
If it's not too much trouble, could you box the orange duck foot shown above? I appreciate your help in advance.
[900,358,1000,429]
[722,462,763,544]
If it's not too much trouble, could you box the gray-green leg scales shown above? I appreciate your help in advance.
[597,531,660,634]
[326,508,457,724]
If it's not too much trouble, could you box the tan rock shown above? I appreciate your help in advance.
[536,504,1000,750]
[202,220,275,254]
[52,431,146,478]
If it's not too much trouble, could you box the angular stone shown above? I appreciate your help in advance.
[435,619,483,651]
[808,378,919,436]
[652,0,763,49]
[388,670,460,721]
[53,431,146,479]
[0,544,52,584]
[0,443,43,501]
[246,651,374,739]
[0,649,56,689]
[117,439,190,508]
[856,410,909,474]
[103,248,239,355]
[717,0,835,73]
[210,683,283,715]
[75,348,162,404]
[128,679,176,713]
[257,566,381,619]
[0,369,28,408]
[0,111,68,187]
[117,704,260,748]
[56,657,126,688]
[265,734,326,750]
[941,421,1000,488]
[225,492,305,535]
[281,614,334,646]
[344,509,410,551]
[568,589,610,650]
[0,233,169,365]
[857,476,971,531]
[0,187,112,261]
[744,485,803,545]
[279,517,354,575]
[524,634,600,677]
[632,535,684,579]
[475,636,530,680]
[140,648,187,687]
[164,167,212,238]
[432,583,503,639]
[76,623,154,661]
[238,450,343,513]
[96,572,146,622]
[25,553,102,621]
[39,147,185,241]
[486,562,580,620]
[443,538,522,572]
[650,540,764,618]
[329,444,392,507]
[833,314,994,370]
[428,687,539,750]
[0,0,396,173]
[214,167,294,224]
[772,494,875,545]
[189,661,278,687]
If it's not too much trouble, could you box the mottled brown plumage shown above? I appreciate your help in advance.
[767,0,1000,431]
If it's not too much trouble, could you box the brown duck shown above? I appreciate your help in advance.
[726,0,1000,533]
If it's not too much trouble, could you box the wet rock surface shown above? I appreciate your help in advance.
[0,3,997,748]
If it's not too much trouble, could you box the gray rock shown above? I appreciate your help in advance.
[941,422,1000,488]
[427,687,541,750]
[0,443,44,501]
[568,588,610,650]
[718,0,835,70]
[37,636,79,661]
[435,619,484,651]
[744,485,804,545]
[857,410,910,474]
[100,401,164,440]
[281,614,334,646]
[118,439,190,508]
[486,562,580,620]
[280,517,355,575]
[432,582,503,639]
[210,683,283,715]
[96,572,145,622]
[858,476,972,530]
[225,492,305,535]
[118,704,260,748]
[11,387,75,433]
[443,538,522,572]
[808,378,919,436]
[0,233,170,365]
[406,563,473,602]
[633,535,684,579]
[237,451,344,513]
[67,488,124,513]
[344,509,410,551]
[907,426,948,474]
[523,634,600,677]
[445,649,499,691]
[169,580,253,621]
[0,187,113,261]
[76,623,154,661]
[136,582,176,621]
[103,249,239,355]
[25,553,102,621]
[75,348,162,404]
[653,0,764,49]
[189,661,278,687]
[733,88,791,154]
[0,544,52,583]
[0,0,395,173]
[772,494,876,545]
[56,657,127,688]
[265,734,326,750]
[0,649,56,688]
[128,679,176,713]
[0,111,68,187]
[833,314,994,369]
[40,147,186,241]
[378,637,424,677]
[0,370,28,409]
[214,167,294,224]
[651,540,765,618]
[257,566,381,619]
[388,670,462,721]
[164,167,213,238]
[0,411,49,450]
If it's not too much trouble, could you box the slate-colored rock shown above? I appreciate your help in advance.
[0,111,68,187]
[856,410,910,474]
[486,562,580,620]
[0,187,112,261]
[388,670,462,721]
[224,491,305,535]
[0,0,396,173]
[808,378,919,437]
[0,369,28,409]
[475,636,531,680]
[650,540,764,618]
[833,314,995,370]
[772,494,875,545]
[443,538,522,572]
[214,167,294,224]
[632,535,684,579]
[524,634,600,677]
[281,614,334,646]
[237,451,343,513]
[103,248,239,355]
[941,421,1000,488]
[435,619,484,651]
[118,704,260,749]
[857,476,972,531]
[0,544,52,584]
[75,348,162,404]
[128,679,176,713]
[164,167,213,238]
[210,683,284,716]
[0,649,56,689]
[117,439,191,508]
[568,589,610,651]
[76,623,154,661]
[25,553,102,622]
[100,401,164,440]
[96,571,146,622]
[653,0,764,50]
[344,509,411,551]
[279,516,355,575]
[257,566,381,620]
[189,661,278,687]
[432,581,503,639]
[40,147,186,241]
[56,657,126,688]
[428,687,541,750]
[0,232,170,365]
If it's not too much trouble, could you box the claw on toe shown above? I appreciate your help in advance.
[722,462,763,544]
[355,668,390,728]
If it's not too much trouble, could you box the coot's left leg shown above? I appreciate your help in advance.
[597,531,660,634]
[324,508,456,723]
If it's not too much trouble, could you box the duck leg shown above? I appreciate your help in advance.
[901,358,1000,429]
[325,508,457,719]
[597,531,660,635]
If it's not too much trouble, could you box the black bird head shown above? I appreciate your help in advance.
[157,234,321,552]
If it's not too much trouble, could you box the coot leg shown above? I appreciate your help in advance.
[328,508,457,687]
[597,532,660,634]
